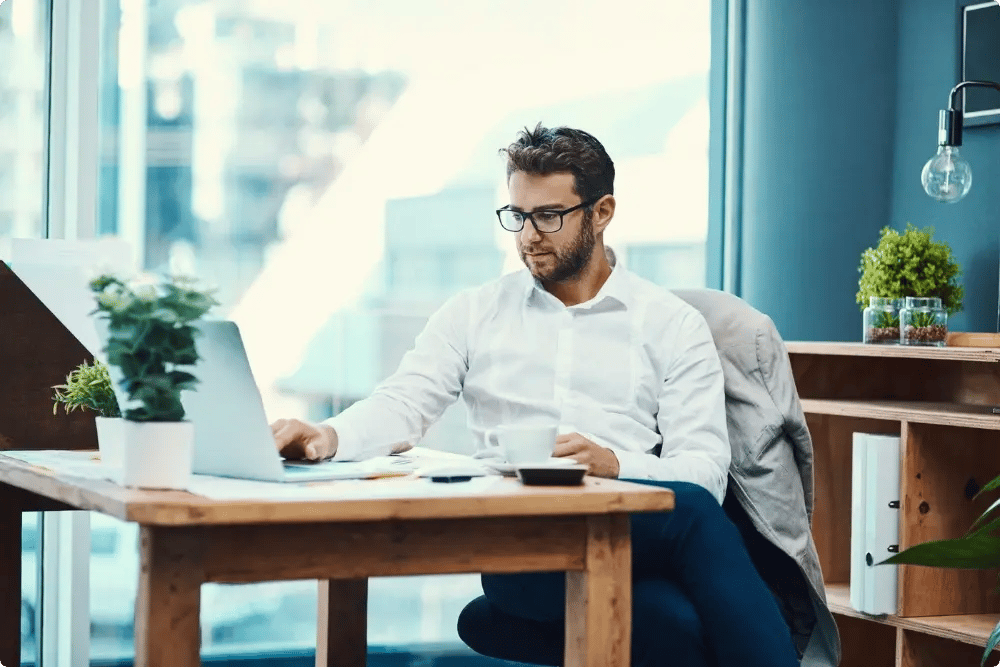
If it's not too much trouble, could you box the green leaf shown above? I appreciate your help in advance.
[878,535,1000,569]
[857,223,964,315]
[975,474,1000,501]
[50,359,120,418]
[969,516,1000,540]
[970,496,1000,534]
[982,621,1000,666]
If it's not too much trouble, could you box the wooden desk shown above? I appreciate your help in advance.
[0,454,674,667]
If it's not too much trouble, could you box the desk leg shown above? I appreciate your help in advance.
[564,514,632,667]
[135,527,204,667]
[317,578,368,667]
[0,488,21,667]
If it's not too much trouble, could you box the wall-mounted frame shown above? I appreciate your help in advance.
[962,1,1000,127]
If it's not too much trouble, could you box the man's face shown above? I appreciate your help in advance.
[508,171,596,284]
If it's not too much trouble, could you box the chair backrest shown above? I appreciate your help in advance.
[671,287,839,666]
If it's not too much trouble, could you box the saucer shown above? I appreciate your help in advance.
[484,458,578,475]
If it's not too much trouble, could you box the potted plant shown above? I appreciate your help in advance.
[89,274,217,489]
[880,473,1000,665]
[856,224,964,345]
[52,359,123,466]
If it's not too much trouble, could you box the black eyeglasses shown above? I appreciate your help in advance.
[496,198,599,234]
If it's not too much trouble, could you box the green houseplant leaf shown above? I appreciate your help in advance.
[90,274,217,422]
[52,359,121,418]
[879,534,1000,569]
[856,223,964,315]
[877,472,1000,665]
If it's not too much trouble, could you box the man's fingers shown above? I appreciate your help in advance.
[553,441,584,457]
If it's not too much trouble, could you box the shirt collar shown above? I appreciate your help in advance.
[524,261,630,312]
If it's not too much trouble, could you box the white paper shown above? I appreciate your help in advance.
[1,447,502,501]
[188,473,504,501]
[10,239,133,357]
[3,449,110,481]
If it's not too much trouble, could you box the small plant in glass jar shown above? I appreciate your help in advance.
[856,224,963,344]
[862,297,901,344]
[900,297,948,346]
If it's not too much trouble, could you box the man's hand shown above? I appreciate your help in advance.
[271,418,338,461]
[553,433,620,478]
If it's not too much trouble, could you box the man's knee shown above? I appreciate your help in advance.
[480,572,565,623]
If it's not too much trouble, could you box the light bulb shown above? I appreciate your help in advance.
[921,145,972,203]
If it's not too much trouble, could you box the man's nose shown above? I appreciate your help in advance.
[519,218,543,244]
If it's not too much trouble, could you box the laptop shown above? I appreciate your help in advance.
[182,320,416,482]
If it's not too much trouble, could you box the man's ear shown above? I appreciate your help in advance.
[592,195,615,235]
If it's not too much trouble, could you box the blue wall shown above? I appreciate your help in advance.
[727,0,1000,340]
[737,0,901,341]
[890,0,1000,333]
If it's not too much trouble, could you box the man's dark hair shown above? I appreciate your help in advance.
[501,124,615,204]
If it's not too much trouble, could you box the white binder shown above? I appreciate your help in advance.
[850,432,901,615]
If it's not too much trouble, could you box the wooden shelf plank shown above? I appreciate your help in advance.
[800,399,1000,430]
[826,583,1000,648]
[787,341,1000,362]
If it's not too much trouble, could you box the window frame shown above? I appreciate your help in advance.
[40,0,104,664]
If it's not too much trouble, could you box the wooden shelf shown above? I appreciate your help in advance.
[800,399,1000,431]
[826,584,1000,649]
[786,341,1000,363]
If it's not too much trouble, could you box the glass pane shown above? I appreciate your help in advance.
[0,0,47,242]
[93,1,710,664]
[20,513,39,664]
[1,0,49,663]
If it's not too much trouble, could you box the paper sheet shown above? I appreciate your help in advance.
[1,447,502,500]
[187,473,505,501]
[3,449,111,481]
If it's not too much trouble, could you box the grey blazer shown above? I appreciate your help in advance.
[673,288,840,667]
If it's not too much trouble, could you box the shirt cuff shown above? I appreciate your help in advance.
[324,415,360,461]
[611,448,654,481]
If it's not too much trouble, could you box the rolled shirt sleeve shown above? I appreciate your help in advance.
[614,310,731,504]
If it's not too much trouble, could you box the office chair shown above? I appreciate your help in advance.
[456,288,840,667]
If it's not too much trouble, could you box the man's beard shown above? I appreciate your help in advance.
[520,212,596,284]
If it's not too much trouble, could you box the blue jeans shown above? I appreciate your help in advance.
[473,480,800,667]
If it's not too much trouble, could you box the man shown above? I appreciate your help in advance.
[272,125,799,667]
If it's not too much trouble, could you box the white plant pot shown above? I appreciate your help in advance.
[121,421,194,490]
[95,417,125,468]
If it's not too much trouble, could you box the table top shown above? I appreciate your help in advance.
[0,452,675,527]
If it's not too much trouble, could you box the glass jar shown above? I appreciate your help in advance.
[900,297,947,346]
[862,297,901,344]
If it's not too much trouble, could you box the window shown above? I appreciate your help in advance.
[0,0,46,242]
[1,0,49,663]
[92,1,710,664]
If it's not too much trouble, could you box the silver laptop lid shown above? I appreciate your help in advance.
[184,320,286,481]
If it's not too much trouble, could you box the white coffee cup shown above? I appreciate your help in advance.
[488,424,558,465]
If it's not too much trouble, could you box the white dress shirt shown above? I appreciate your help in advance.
[326,264,732,503]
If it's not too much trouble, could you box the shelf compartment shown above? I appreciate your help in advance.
[898,422,1000,618]
[827,590,897,667]
[807,413,901,584]
[790,351,1000,406]
[827,584,1000,650]
[801,399,1000,431]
